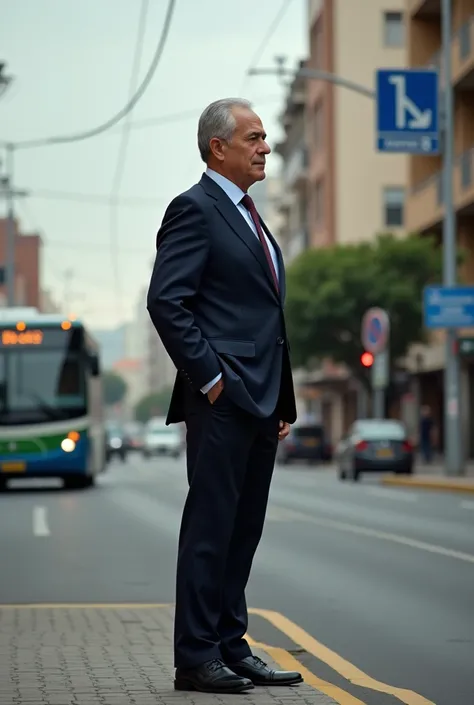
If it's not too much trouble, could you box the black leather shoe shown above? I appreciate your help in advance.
[174,658,254,693]
[227,655,303,686]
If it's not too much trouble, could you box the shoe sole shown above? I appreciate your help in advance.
[248,676,304,687]
[174,679,255,694]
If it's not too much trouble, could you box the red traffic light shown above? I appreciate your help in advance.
[361,351,374,367]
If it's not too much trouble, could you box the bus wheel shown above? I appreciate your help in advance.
[64,475,94,490]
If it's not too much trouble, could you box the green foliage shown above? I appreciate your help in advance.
[134,387,173,423]
[103,371,127,406]
[285,233,442,375]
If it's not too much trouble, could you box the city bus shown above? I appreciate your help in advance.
[0,308,106,490]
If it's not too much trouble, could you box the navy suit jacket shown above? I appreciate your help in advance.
[147,173,297,425]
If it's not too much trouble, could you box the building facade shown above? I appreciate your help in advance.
[307,0,407,248]
[278,0,408,443]
[0,218,42,308]
[404,0,474,457]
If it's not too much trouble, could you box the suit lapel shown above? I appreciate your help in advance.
[200,174,281,301]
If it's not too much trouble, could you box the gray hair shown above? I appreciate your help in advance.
[197,98,252,162]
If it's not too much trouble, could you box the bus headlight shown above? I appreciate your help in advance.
[61,438,76,453]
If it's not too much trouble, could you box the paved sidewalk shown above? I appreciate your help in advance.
[0,604,337,705]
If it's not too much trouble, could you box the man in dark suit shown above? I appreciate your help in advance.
[147,98,301,694]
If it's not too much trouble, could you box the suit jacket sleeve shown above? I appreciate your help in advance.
[147,194,221,390]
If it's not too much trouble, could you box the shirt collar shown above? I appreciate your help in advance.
[205,168,245,206]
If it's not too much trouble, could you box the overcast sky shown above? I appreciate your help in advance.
[0,0,306,330]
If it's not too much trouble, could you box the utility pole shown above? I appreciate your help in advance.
[0,145,28,306]
[0,62,13,100]
[441,0,462,475]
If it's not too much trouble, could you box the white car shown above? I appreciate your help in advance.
[142,418,182,458]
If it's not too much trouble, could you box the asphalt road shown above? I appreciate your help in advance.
[1,454,473,705]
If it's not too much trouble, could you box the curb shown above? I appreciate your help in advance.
[381,475,474,495]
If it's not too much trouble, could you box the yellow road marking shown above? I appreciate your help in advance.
[250,608,435,705]
[249,638,366,705]
[271,504,474,565]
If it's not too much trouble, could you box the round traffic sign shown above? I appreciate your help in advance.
[361,308,390,354]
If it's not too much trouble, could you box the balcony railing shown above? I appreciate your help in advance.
[408,146,474,231]
[424,16,474,85]
[459,149,473,189]
[283,145,308,189]
[457,16,474,62]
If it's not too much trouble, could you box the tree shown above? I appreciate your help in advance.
[103,371,128,406]
[285,233,443,380]
[134,386,173,423]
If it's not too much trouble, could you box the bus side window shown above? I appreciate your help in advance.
[89,353,100,377]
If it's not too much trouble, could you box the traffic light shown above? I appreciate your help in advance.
[361,351,374,367]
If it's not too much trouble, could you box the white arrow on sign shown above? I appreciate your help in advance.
[388,75,432,130]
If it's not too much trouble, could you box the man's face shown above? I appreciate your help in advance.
[211,107,271,191]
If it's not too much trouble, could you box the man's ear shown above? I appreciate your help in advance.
[209,137,226,162]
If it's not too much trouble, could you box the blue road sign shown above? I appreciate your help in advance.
[361,308,390,354]
[376,69,439,154]
[424,286,474,329]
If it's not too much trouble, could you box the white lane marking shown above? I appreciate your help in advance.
[271,504,474,565]
[33,506,50,537]
[461,500,474,511]
[367,487,418,502]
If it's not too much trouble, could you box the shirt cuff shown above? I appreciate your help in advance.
[201,372,222,394]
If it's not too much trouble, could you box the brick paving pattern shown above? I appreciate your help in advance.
[0,605,337,704]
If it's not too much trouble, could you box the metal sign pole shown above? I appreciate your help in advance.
[361,308,390,421]
[372,350,389,419]
[441,0,463,476]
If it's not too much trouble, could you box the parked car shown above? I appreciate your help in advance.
[142,417,182,458]
[276,423,332,465]
[123,422,144,453]
[105,424,128,463]
[336,419,414,481]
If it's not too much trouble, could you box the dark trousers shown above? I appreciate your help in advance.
[173,386,279,668]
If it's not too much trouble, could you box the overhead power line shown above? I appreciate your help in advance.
[239,0,296,95]
[12,0,177,150]
[109,0,151,319]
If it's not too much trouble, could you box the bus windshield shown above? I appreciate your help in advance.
[0,329,87,425]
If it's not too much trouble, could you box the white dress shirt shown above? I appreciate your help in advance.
[200,168,279,394]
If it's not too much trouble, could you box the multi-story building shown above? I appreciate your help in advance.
[276,60,308,264]
[306,0,407,247]
[405,0,474,457]
[0,218,42,308]
[278,0,408,442]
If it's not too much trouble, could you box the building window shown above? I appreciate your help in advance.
[383,187,404,227]
[314,104,323,149]
[383,11,405,47]
[315,180,324,225]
